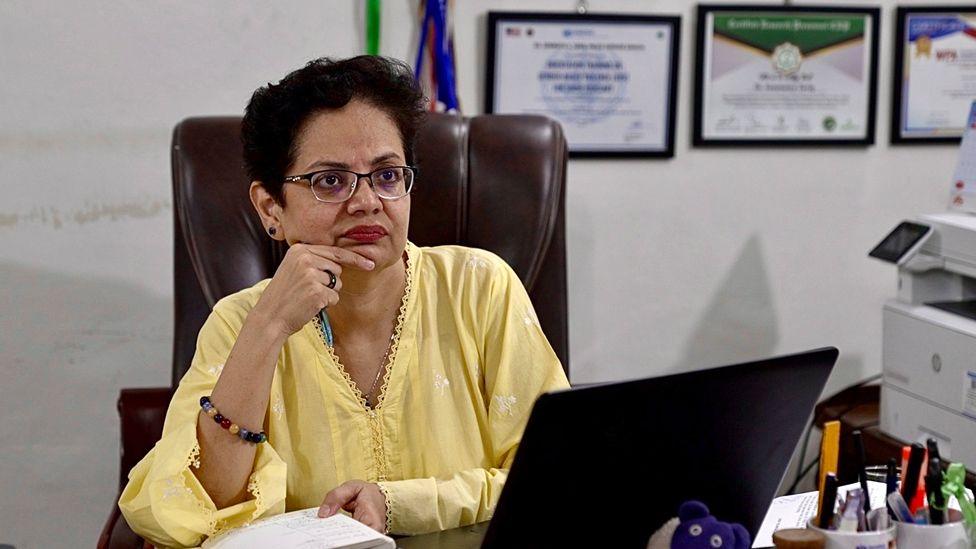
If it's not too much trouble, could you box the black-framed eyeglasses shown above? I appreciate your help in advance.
[283,165,417,203]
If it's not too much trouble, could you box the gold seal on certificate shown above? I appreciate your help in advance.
[772,43,803,76]
[694,5,880,146]
[892,7,976,143]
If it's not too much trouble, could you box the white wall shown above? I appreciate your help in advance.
[0,0,955,546]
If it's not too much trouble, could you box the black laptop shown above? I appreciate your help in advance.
[480,347,838,548]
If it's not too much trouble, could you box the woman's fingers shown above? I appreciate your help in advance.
[304,244,375,271]
[290,244,378,288]
[307,286,339,310]
[318,481,362,517]
[288,248,344,294]
[258,243,362,334]
[322,287,340,308]
[353,506,382,531]
[351,502,383,531]
[304,260,343,293]
[318,481,386,533]
[291,247,342,276]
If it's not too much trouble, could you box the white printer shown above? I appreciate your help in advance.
[874,212,976,470]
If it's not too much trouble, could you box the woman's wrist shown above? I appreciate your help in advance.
[243,306,292,348]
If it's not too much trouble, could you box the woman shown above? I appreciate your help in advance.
[119,56,569,548]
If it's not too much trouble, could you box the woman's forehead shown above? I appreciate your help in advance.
[294,102,404,166]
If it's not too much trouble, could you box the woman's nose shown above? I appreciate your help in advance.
[346,177,383,213]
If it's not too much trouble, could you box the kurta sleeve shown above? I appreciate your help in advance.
[118,300,287,548]
[378,254,569,535]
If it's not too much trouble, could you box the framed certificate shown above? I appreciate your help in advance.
[693,5,880,146]
[892,7,976,144]
[486,12,681,158]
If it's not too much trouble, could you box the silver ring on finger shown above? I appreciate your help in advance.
[324,269,337,289]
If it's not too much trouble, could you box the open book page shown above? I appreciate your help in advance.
[202,508,395,549]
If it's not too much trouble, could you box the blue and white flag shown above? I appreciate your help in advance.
[414,0,460,112]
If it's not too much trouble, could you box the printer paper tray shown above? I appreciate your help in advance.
[925,300,976,322]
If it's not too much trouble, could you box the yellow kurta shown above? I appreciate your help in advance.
[119,243,569,548]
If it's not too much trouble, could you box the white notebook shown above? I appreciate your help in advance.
[202,508,395,549]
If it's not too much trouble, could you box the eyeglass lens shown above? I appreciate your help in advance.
[309,167,413,202]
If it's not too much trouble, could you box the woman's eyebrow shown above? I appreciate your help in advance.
[303,152,402,172]
[369,152,401,165]
[304,159,350,170]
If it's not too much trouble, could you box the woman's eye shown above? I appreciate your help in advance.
[322,174,341,186]
[689,524,702,536]
[379,169,398,182]
[710,534,722,547]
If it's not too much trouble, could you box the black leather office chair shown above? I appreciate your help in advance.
[99,112,569,548]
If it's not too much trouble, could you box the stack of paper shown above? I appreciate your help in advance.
[202,509,395,549]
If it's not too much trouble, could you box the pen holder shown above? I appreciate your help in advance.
[896,509,970,549]
[806,510,895,549]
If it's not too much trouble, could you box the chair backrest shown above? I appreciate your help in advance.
[171,113,569,386]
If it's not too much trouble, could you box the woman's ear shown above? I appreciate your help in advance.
[250,181,283,240]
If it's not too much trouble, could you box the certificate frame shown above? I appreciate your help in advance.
[485,11,681,159]
[693,4,880,147]
[891,6,976,144]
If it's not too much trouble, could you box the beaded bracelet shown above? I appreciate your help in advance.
[199,396,267,444]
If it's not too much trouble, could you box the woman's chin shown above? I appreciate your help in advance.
[341,240,404,270]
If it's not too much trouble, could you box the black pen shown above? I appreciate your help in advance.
[902,443,926,513]
[885,457,898,494]
[927,437,941,463]
[927,456,945,525]
[819,473,839,529]
[853,430,871,512]
[885,457,898,519]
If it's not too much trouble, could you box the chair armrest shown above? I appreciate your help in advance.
[97,503,145,549]
[117,387,172,490]
[98,386,172,549]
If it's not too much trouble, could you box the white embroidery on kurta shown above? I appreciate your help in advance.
[161,478,193,500]
[433,370,450,395]
[206,363,224,377]
[466,255,490,271]
[493,395,517,416]
[272,397,284,419]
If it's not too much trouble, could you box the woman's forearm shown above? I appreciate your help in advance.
[193,308,289,508]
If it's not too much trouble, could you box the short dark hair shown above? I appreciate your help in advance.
[242,56,426,203]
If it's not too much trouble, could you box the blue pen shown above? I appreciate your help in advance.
[319,309,334,347]
[887,491,915,523]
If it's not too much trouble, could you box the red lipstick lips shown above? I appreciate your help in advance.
[342,225,388,243]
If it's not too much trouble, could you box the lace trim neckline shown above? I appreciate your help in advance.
[310,246,415,412]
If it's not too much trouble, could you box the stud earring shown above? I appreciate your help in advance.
[267,227,277,237]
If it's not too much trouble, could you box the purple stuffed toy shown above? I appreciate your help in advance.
[664,501,750,549]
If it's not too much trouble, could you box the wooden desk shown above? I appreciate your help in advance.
[814,385,975,489]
